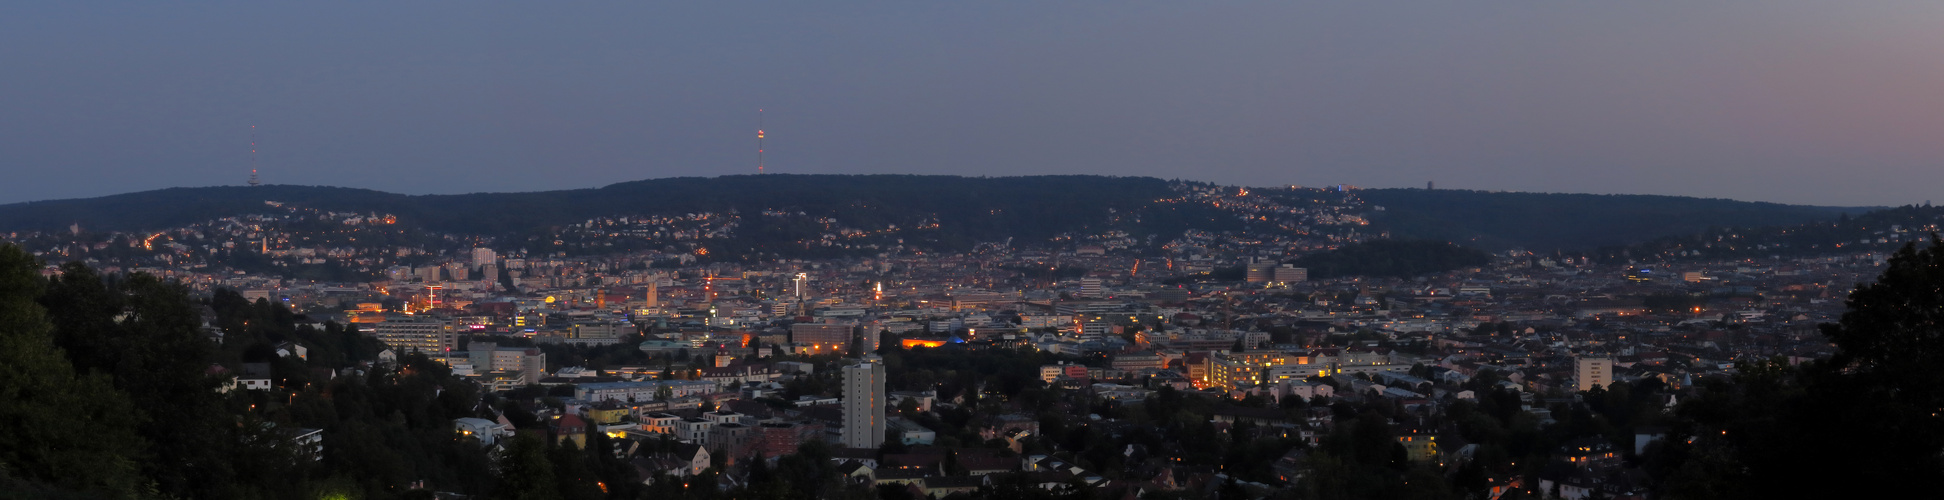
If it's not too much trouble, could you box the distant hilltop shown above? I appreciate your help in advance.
[0,174,1864,253]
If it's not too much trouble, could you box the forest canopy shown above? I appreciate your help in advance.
[1290,240,1492,279]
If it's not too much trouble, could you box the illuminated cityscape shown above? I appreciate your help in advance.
[6,3,1944,499]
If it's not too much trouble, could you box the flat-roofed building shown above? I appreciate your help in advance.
[468,341,546,383]
[792,322,853,354]
[572,321,633,343]
[1208,357,1263,390]
[1110,354,1166,371]
[1575,357,1614,392]
[373,316,457,355]
[843,357,886,449]
[640,412,682,435]
[1274,265,1308,283]
[1228,350,1292,366]
[678,417,714,444]
[575,380,715,403]
[757,422,802,457]
[709,423,757,457]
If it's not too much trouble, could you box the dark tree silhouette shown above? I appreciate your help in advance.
[0,245,148,498]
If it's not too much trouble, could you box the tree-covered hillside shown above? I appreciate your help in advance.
[0,176,1872,255]
[0,244,512,499]
[1290,239,1493,280]
[1588,203,1944,264]
[0,175,1236,246]
[1360,188,1858,251]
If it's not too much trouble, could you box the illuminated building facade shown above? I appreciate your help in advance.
[902,338,949,349]
[1397,431,1438,462]
[373,316,457,354]
[842,357,886,449]
[792,322,853,353]
[1208,356,1263,390]
[1574,357,1613,392]
[1109,354,1166,371]
[1229,350,1291,366]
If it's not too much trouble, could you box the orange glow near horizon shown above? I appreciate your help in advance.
[901,338,948,348]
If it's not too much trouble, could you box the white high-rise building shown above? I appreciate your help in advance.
[1575,357,1613,392]
[860,326,881,353]
[843,356,886,449]
[472,248,497,270]
[1080,278,1103,298]
[374,316,458,355]
[1273,265,1308,284]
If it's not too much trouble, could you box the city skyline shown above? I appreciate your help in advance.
[10,3,1944,498]
[6,3,1942,206]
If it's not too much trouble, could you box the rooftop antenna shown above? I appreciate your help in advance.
[248,125,261,186]
[756,109,766,174]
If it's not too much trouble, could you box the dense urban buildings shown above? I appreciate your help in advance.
[7,178,1942,499]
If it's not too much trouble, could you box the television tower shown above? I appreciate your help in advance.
[248,125,261,186]
[756,109,766,174]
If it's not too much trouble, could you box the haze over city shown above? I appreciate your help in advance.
[18,4,1944,500]
[5,2,1943,206]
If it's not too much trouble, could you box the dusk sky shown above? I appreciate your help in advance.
[4,2,1942,206]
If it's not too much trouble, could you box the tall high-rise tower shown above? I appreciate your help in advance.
[1574,357,1613,392]
[842,356,886,449]
[756,109,766,174]
[248,125,261,186]
[471,247,497,270]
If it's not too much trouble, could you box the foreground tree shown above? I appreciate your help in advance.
[0,245,149,498]
[1661,236,1944,498]
[1813,235,1944,488]
[39,263,306,499]
[495,434,560,500]
[1824,235,1944,401]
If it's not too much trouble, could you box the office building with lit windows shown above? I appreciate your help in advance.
[792,322,853,353]
[373,316,458,355]
[1208,356,1264,390]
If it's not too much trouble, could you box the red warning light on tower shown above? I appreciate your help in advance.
[756,109,767,174]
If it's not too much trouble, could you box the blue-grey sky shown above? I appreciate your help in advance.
[4,2,1942,206]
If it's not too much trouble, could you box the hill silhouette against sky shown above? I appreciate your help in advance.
[0,175,1863,253]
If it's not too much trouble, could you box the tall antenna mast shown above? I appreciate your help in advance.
[756,109,765,174]
[248,125,261,186]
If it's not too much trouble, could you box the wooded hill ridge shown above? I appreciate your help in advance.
[1356,188,1859,252]
[0,175,1866,253]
